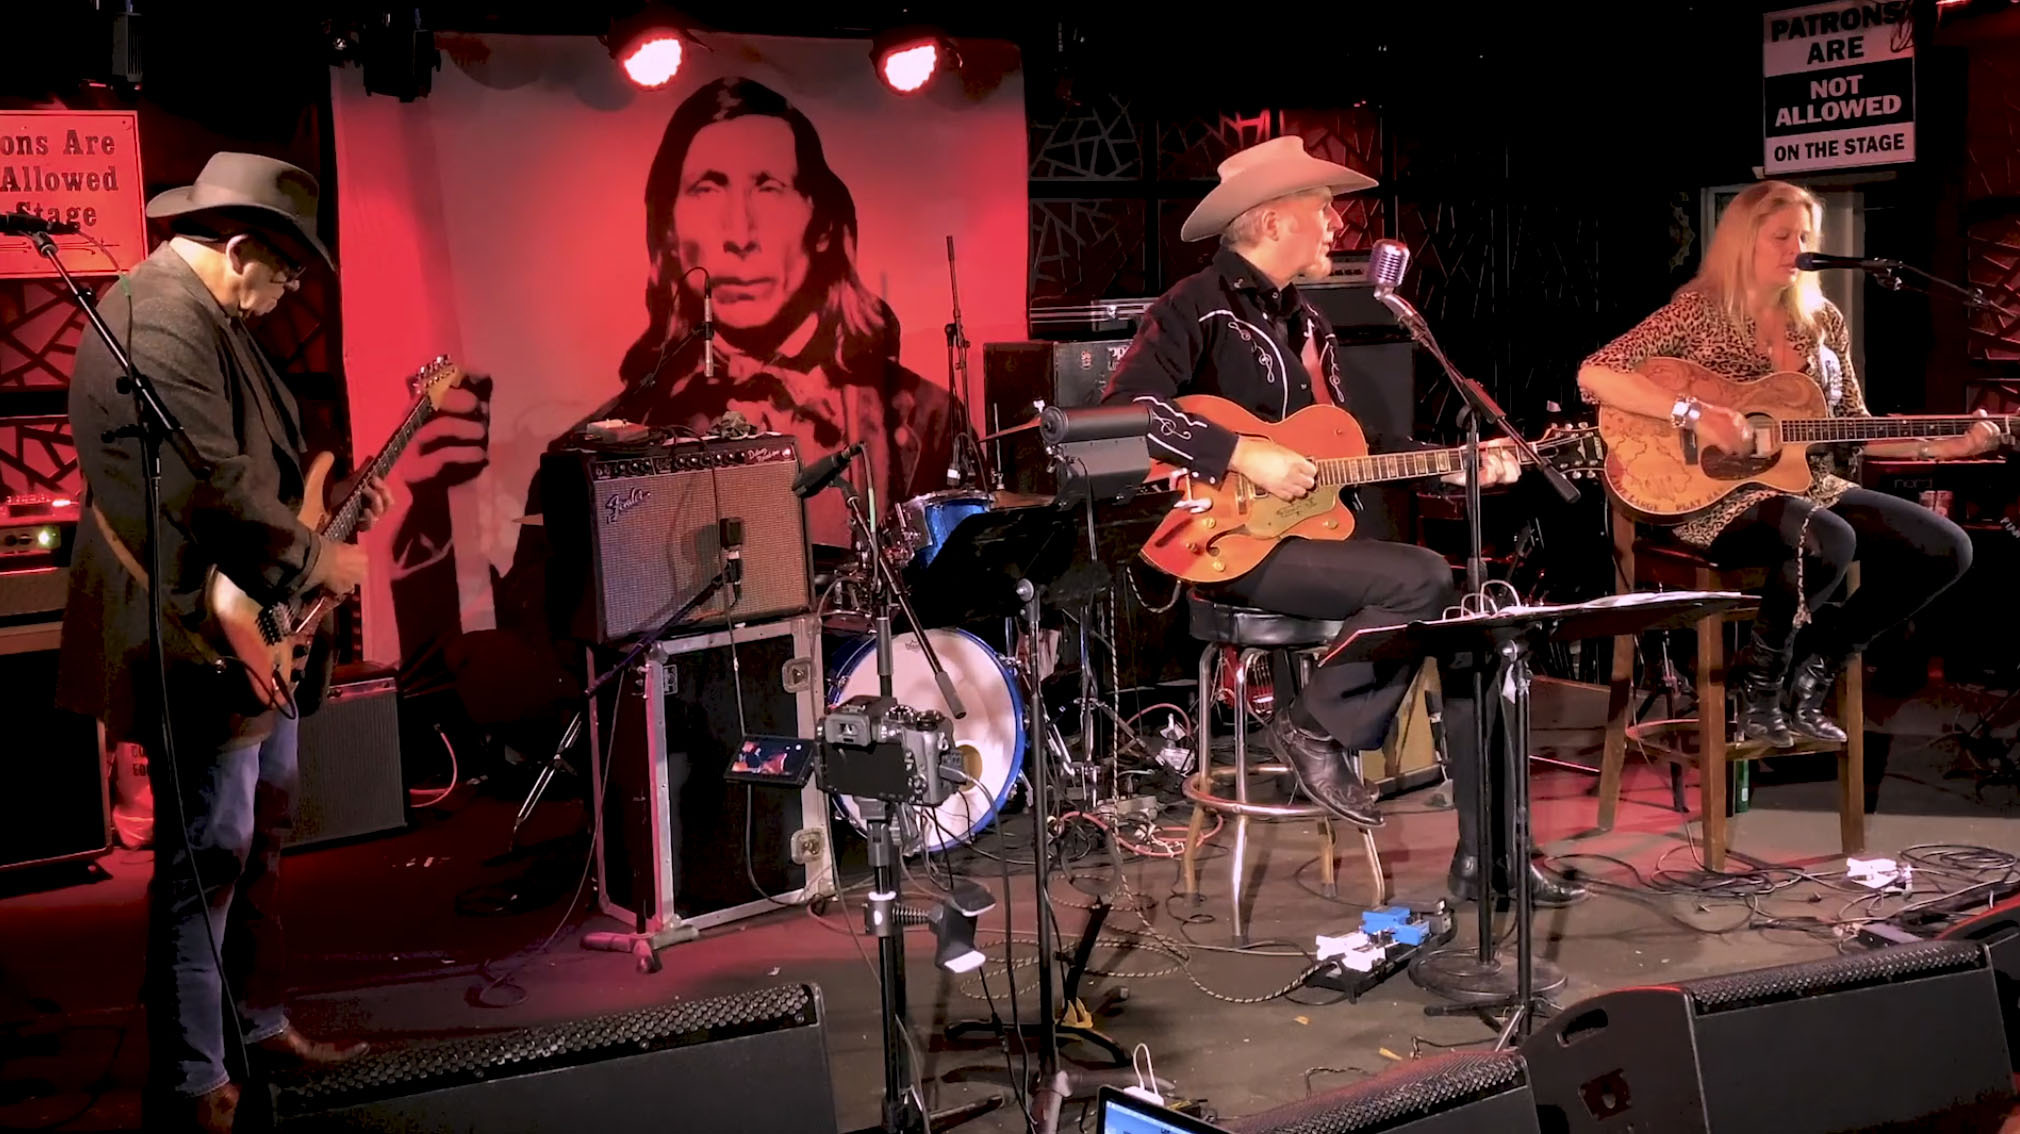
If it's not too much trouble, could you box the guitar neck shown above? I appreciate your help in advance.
[1316,441,1557,487]
[1779,415,2016,444]
[320,394,436,542]
[1316,448,1463,487]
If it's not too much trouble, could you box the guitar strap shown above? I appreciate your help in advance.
[88,491,149,587]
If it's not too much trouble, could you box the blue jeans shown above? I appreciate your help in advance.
[144,711,297,1097]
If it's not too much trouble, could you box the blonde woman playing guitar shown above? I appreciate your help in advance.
[1578,180,1998,750]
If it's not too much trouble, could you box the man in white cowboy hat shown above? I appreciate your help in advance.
[60,152,386,1132]
[1104,135,1583,906]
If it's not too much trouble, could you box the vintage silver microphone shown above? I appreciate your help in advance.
[1368,238,1427,337]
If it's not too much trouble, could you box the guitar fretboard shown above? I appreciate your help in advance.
[1316,448,1466,487]
[1778,415,2016,443]
[321,394,436,543]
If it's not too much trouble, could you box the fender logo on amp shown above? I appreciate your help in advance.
[603,486,651,523]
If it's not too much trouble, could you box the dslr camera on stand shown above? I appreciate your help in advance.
[818,695,959,808]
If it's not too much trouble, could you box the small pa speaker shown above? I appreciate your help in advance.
[270,983,837,1133]
[1228,1051,1541,1134]
[1521,940,2014,1133]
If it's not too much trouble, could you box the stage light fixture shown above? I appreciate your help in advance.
[872,27,952,95]
[357,8,441,102]
[606,7,691,90]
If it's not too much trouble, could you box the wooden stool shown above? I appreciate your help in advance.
[1597,503,1865,871]
[1179,593,1388,943]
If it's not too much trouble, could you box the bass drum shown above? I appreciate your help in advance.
[827,627,1025,856]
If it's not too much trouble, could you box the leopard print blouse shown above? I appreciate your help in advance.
[1582,287,1865,547]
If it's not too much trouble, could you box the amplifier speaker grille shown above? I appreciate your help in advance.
[543,437,813,644]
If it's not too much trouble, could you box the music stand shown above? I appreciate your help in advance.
[1321,590,1753,1043]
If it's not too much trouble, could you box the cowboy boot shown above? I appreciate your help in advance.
[153,1082,240,1134]
[1266,702,1383,827]
[1730,628,1794,748]
[1786,651,1851,742]
[252,1024,371,1072]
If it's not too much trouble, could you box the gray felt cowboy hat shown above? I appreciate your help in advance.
[1179,135,1379,243]
[145,151,334,270]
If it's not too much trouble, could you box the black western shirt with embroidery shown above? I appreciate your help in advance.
[1101,248,1343,482]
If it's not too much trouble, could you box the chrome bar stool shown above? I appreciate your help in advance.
[1179,593,1389,944]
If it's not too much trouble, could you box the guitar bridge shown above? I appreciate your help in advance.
[256,606,288,646]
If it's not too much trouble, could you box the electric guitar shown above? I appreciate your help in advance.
[1598,357,2015,521]
[205,355,466,713]
[1138,395,1605,584]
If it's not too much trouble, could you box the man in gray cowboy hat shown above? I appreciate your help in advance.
[1103,135,1584,906]
[60,152,385,1132]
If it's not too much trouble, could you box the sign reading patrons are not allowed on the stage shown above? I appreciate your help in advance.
[0,110,147,280]
[1763,1,1916,175]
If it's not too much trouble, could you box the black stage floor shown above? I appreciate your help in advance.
[5,677,2020,1131]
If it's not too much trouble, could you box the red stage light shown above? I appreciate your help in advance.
[879,42,938,93]
[620,33,684,89]
[871,29,950,95]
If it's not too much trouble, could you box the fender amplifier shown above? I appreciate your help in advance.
[541,435,813,644]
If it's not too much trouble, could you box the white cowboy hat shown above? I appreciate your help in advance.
[1179,135,1378,243]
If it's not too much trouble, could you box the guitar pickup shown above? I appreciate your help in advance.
[1678,426,1701,467]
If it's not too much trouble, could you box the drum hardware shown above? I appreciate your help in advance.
[933,412,1158,1133]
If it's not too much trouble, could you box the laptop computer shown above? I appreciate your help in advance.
[1093,1086,1235,1134]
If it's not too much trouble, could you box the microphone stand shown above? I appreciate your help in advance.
[1865,260,2020,323]
[511,544,741,853]
[1373,285,1579,1036]
[943,236,995,490]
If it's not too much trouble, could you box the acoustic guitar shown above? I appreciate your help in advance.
[205,355,466,713]
[1138,395,1605,584]
[1597,357,2015,521]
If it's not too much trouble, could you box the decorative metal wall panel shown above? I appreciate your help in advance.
[1965,213,2020,363]
[0,416,79,497]
[1029,93,1144,182]
[1964,48,2020,203]
[1156,197,1218,290]
[1030,198,1149,302]
[1280,106,1384,252]
[0,280,85,392]
[1155,110,1273,182]
[1501,198,1604,414]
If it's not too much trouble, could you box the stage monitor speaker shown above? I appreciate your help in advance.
[1227,1051,1540,1133]
[287,663,406,850]
[0,623,112,874]
[540,435,812,645]
[1937,895,2020,1074]
[271,982,837,1133]
[1521,940,2014,1133]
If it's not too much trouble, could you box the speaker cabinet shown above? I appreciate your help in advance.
[1228,1051,1540,1134]
[271,982,837,1133]
[593,614,834,937]
[287,664,406,850]
[0,623,111,873]
[1522,940,2014,1133]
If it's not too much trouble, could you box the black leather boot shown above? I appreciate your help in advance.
[1787,652,1850,742]
[1266,706,1383,827]
[1447,851,1589,907]
[1730,630,1794,748]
